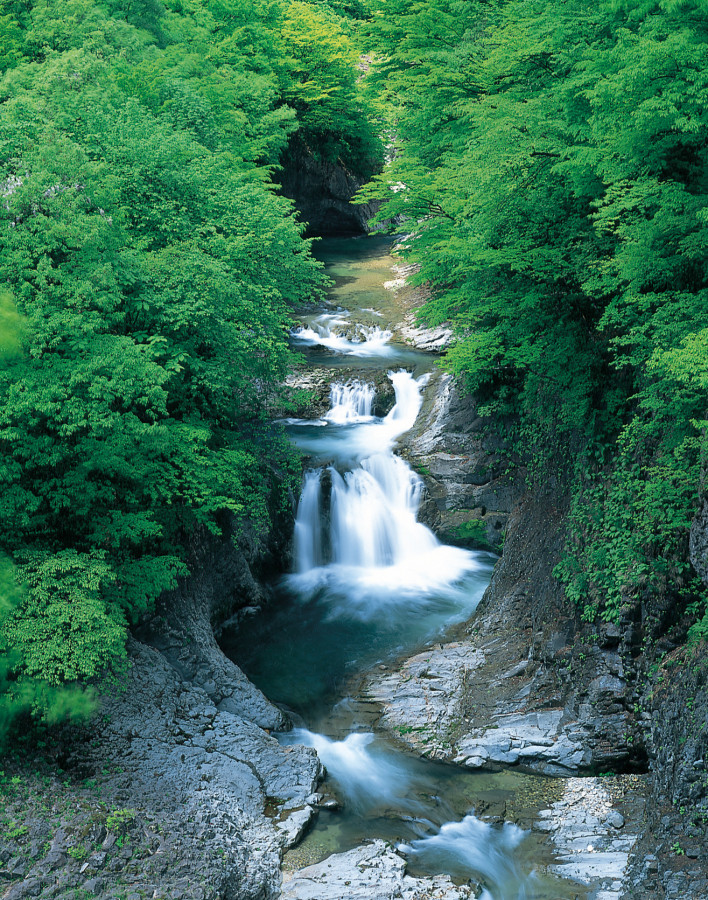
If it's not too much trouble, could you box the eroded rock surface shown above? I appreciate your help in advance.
[1,636,322,900]
[281,841,476,900]
[363,486,636,778]
[400,372,519,551]
[535,776,641,899]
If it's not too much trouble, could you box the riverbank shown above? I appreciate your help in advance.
[383,249,708,898]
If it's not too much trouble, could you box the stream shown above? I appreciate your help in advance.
[220,236,590,900]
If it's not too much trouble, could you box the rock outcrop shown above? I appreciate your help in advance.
[281,841,476,900]
[0,521,328,900]
[278,136,380,236]
[401,371,520,551]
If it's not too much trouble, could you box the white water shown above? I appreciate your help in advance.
[279,728,532,899]
[402,815,532,900]
[291,312,395,357]
[323,380,375,424]
[279,370,537,897]
[287,372,489,621]
[280,728,426,817]
[280,370,539,897]
[227,243,557,900]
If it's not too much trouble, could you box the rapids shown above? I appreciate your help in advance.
[220,236,589,900]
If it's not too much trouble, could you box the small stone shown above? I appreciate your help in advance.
[17,878,41,898]
[82,877,103,895]
[88,826,107,845]
[606,810,625,829]
[644,855,659,873]
[45,851,67,870]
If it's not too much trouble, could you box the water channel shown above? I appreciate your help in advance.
[220,236,590,900]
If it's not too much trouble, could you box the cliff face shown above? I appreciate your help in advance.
[277,135,381,236]
[621,500,708,898]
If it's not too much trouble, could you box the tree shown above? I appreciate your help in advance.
[364,0,708,631]
[0,0,378,691]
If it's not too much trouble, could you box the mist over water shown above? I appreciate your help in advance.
[278,728,534,900]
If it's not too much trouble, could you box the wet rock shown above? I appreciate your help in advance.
[281,840,475,900]
[539,776,639,898]
[457,710,591,775]
[3,629,323,900]
[365,638,596,775]
[277,807,317,850]
[278,134,380,236]
[400,371,520,551]
[607,810,625,829]
[363,642,486,758]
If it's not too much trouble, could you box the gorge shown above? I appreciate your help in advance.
[1,1,708,899]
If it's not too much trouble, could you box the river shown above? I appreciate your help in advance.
[220,236,592,900]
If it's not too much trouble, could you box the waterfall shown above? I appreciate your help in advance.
[288,370,487,619]
[293,470,324,573]
[324,380,375,424]
[291,313,395,357]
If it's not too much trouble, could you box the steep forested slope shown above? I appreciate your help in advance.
[0,0,380,734]
[364,0,708,642]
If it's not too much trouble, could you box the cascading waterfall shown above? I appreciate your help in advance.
[281,370,535,898]
[289,370,487,617]
[323,380,375,424]
[293,471,324,572]
[278,727,532,900]
[223,240,564,900]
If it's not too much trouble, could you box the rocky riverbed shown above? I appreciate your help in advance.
[2,234,706,900]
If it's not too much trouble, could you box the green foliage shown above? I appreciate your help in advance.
[280,1,382,170]
[0,292,24,362]
[0,556,96,745]
[450,519,495,551]
[0,0,376,695]
[365,0,708,633]
[105,807,136,835]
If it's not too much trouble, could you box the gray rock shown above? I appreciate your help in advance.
[276,806,316,849]
[67,636,322,900]
[540,777,638,897]
[281,840,474,900]
[607,811,625,829]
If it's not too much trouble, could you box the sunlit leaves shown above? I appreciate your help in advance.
[366,0,708,629]
[0,0,362,691]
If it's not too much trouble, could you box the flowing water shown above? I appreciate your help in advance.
[220,236,588,899]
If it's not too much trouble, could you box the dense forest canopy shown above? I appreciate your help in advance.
[363,0,708,637]
[0,0,381,735]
